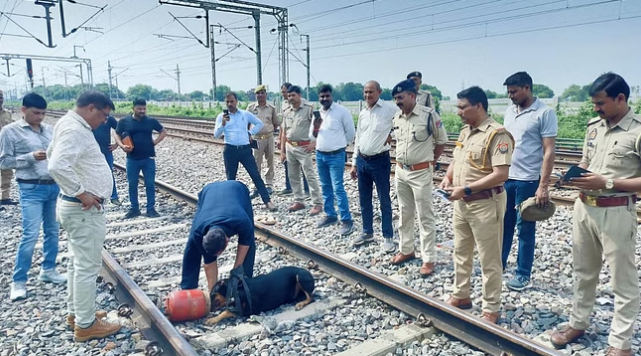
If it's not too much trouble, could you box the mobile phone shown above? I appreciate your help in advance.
[223,109,229,115]
[562,165,591,181]
[313,110,321,120]
[435,189,451,202]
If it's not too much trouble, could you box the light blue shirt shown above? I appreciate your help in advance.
[504,98,558,181]
[0,119,53,180]
[213,109,264,146]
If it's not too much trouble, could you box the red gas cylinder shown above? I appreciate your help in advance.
[164,289,211,322]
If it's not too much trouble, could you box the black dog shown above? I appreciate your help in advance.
[205,266,315,325]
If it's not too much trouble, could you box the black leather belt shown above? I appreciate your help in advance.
[225,143,250,149]
[317,148,345,155]
[59,194,103,204]
[17,178,57,185]
[358,150,388,160]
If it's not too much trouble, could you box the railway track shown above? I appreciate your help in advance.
[88,164,565,356]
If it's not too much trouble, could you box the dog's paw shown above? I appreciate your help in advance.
[295,302,305,311]
[204,317,219,325]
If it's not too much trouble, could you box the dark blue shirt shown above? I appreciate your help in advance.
[115,115,164,160]
[191,181,254,264]
[92,116,118,156]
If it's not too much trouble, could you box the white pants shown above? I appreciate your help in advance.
[57,200,106,328]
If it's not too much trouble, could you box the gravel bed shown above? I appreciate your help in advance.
[111,135,641,355]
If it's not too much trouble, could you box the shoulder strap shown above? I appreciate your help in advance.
[425,93,431,107]
[224,267,253,315]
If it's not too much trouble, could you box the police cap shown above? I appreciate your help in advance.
[518,197,556,221]
[407,71,422,79]
[392,79,417,96]
[254,84,266,93]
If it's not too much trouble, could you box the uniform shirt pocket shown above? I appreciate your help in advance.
[607,147,637,168]
[466,143,486,167]
[412,123,430,142]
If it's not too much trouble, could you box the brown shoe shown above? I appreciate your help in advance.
[550,325,585,349]
[66,310,109,330]
[481,312,500,324]
[288,202,305,212]
[308,205,322,216]
[74,318,121,342]
[446,296,472,310]
[390,252,416,265]
[419,262,434,277]
[605,347,633,356]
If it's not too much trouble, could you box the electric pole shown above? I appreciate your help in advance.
[301,34,310,101]
[252,11,262,85]
[41,67,47,98]
[77,64,84,90]
[209,25,216,102]
[176,64,181,98]
[108,61,113,99]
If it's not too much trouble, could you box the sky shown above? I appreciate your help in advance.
[0,0,640,99]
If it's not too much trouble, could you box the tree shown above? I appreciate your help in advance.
[187,90,205,101]
[484,89,500,99]
[561,84,590,102]
[127,84,156,101]
[420,84,443,100]
[533,84,554,98]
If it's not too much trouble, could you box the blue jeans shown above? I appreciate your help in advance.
[356,153,393,237]
[284,160,309,192]
[316,149,351,221]
[126,158,156,211]
[104,152,118,201]
[502,178,539,279]
[13,182,60,283]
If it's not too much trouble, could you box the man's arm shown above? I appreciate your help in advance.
[246,112,263,136]
[271,107,280,131]
[204,261,218,293]
[343,107,356,144]
[234,245,250,269]
[213,114,225,139]
[153,130,167,146]
[536,137,556,204]
[0,128,38,169]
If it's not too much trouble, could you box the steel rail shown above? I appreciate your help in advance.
[112,162,563,356]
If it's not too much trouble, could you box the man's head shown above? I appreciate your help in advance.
[392,79,417,113]
[281,82,292,100]
[287,85,303,106]
[255,84,267,104]
[363,81,382,107]
[407,71,422,91]
[22,92,47,126]
[456,86,489,127]
[503,71,533,107]
[132,98,147,118]
[589,72,630,121]
[318,85,333,110]
[75,91,115,129]
[202,228,229,257]
[225,92,239,112]
[0,90,5,108]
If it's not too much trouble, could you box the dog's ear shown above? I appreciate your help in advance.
[210,279,227,298]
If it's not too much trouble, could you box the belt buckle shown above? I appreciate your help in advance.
[402,164,411,171]
[585,195,597,207]
[291,142,298,147]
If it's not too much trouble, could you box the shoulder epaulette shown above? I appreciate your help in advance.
[587,117,601,126]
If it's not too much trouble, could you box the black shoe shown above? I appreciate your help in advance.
[317,216,338,228]
[340,220,354,236]
[249,190,259,199]
[123,209,141,219]
[146,209,160,218]
[0,199,18,205]
[278,188,293,196]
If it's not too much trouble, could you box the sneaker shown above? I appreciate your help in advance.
[10,282,27,301]
[278,188,293,196]
[506,275,531,291]
[0,199,18,205]
[382,238,395,253]
[249,190,259,199]
[146,209,160,218]
[317,216,338,228]
[39,269,67,284]
[340,220,354,236]
[352,233,374,246]
[123,209,141,219]
[74,318,122,342]
[110,198,122,206]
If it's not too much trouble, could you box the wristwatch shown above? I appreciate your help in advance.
[464,186,473,196]
[605,179,614,189]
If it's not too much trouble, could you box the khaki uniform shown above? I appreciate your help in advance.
[247,102,279,187]
[569,109,640,350]
[0,108,13,200]
[282,102,322,205]
[416,90,434,109]
[394,105,447,262]
[451,118,513,313]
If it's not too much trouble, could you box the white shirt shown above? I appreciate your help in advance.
[352,99,398,165]
[310,102,356,152]
[48,110,113,199]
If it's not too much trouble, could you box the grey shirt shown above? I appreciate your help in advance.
[0,119,53,180]
[504,98,558,181]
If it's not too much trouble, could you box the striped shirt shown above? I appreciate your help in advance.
[47,110,113,199]
[0,118,54,180]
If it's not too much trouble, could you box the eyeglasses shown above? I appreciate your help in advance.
[98,108,110,120]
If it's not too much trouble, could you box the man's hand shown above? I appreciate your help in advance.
[304,141,316,153]
[386,134,392,145]
[76,192,102,211]
[350,166,357,180]
[439,176,452,190]
[108,143,118,152]
[32,149,47,161]
[535,185,550,207]
[280,151,287,163]
[569,173,607,190]
[121,145,133,153]
[448,186,465,201]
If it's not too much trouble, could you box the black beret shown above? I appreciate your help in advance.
[392,79,417,96]
[406,71,422,79]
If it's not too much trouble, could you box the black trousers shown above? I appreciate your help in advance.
[223,144,270,204]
